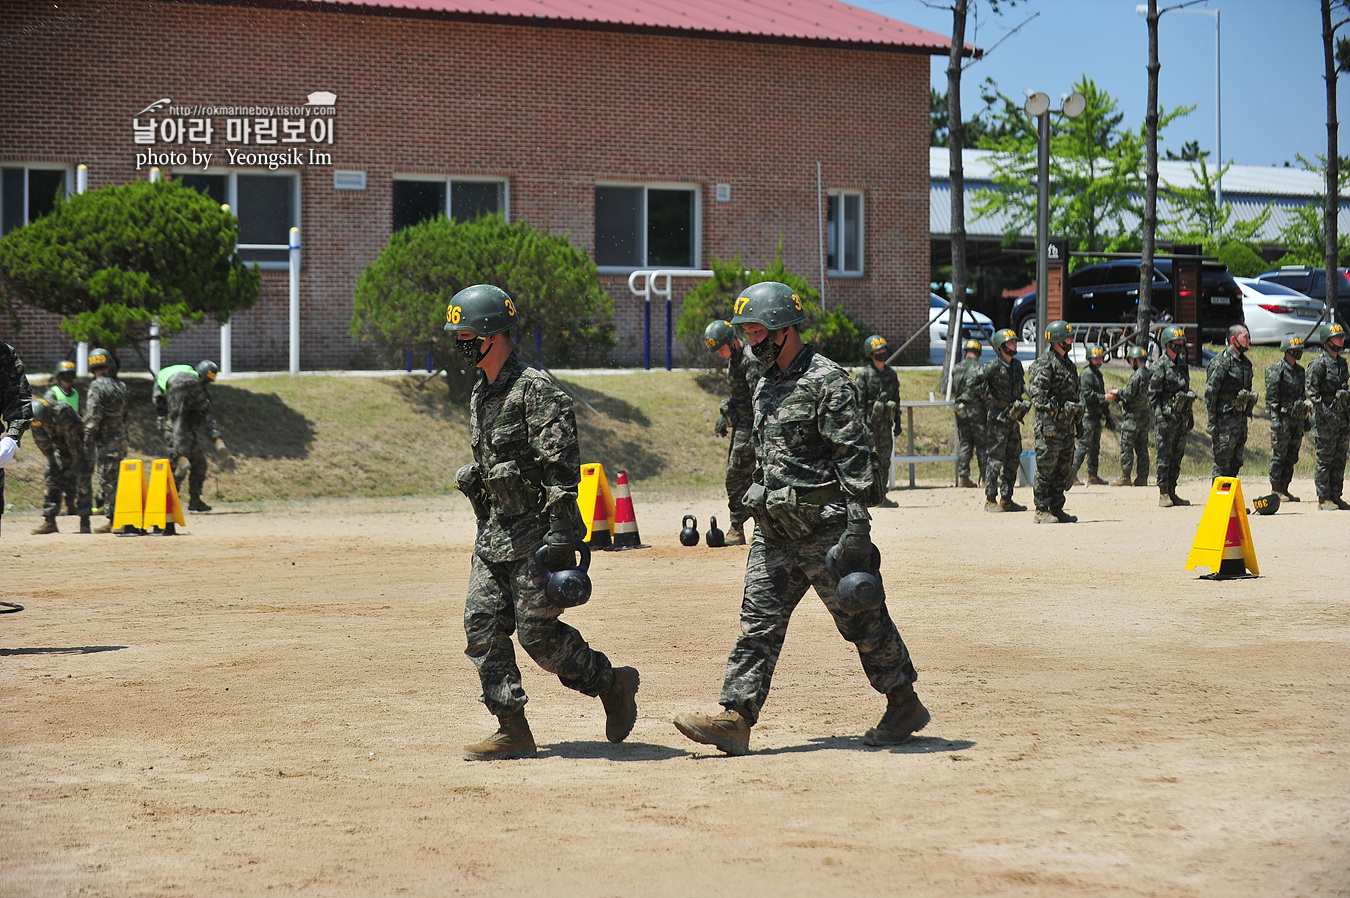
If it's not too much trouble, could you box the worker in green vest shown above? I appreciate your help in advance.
[45,361,80,414]
[153,360,228,511]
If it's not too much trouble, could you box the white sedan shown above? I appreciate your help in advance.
[1234,278,1326,345]
[929,294,994,344]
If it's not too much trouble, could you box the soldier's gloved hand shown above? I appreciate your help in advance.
[545,527,576,571]
[893,417,903,436]
[714,416,729,438]
[0,436,16,468]
[835,519,872,567]
[214,437,229,461]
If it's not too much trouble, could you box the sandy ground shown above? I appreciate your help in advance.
[1,477,1347,897]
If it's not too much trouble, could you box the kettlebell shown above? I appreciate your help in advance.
[679,514,699,547]
[531,540,593,608]
[705,515,725,548]
[825,543,886,614]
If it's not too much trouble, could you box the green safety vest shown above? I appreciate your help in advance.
[155,364,197,393]
[49,383,80,414]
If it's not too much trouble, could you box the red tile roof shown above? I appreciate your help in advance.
[280,0,964,54]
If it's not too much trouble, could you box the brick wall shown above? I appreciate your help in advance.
[0,0,932,371]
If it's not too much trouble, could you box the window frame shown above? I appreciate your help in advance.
[390,174,510,231]
[176,168,301,270]
[593,181,701,274]
[0,164,73,236]
[826,189,865,278]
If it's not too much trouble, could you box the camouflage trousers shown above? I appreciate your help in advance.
[718,521,917,724]
[1209,412,1249,480]
[1154,413,1191,490]
[1268,418,1307,486]
[984,415,1022,502]
[867,425,895,496]
[43,453,92,518]
[1118,410,1150,475]
[463,550,614,718]
[955,408,987,480]
[169,416,211,500]
[91,438,127,519]
[1070,418,1103,479]
[1033,421,1075,513]
[725,425,756,530]
[1311,412,1349,500]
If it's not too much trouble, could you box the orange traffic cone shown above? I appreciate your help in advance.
[588,488,612,548]
[611,470,647,550]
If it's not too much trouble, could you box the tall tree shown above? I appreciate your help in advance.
[1322,0,1350,320]
[1161,156,1271,257]
[1139,0,1163,344]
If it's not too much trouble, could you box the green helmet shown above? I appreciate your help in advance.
[863,334,888,356]
[1319,321,1346,345]
[1126,345,1148,361]
[196,360,219,382]
[729,282,806,330]
[991,328,1017,351]
[703,320,735,351]
[54,360,77,382]
[30,397,54,426]
[1087,345,1106,361]
[1045,320,1073,344]
[444,284,518,337]
[88,347,113,371]
[962,339,983,356]
[1280,335,1305,354]
[1161,325,1187,345]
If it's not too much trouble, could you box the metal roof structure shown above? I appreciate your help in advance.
[282,0,960,52]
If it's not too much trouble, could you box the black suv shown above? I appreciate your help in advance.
[1011,258,1244,344]
[1254,266,1350,327]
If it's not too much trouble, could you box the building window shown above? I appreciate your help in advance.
[595,184,697,270]
[1,166,70,235]
[391,177,508,231]
[827,191,864,276]
[178,172,299,267]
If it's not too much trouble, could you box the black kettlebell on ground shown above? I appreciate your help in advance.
[705,516,725,548]
[825,543,886,614]
[531,539,593,607]
[679,514,700,546]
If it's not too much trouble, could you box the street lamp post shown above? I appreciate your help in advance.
[1025,90,1086,354]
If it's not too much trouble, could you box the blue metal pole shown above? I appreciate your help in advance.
[644,301,651,370]
[665,299,673,370]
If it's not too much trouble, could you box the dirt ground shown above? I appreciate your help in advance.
[2,477,1347,897]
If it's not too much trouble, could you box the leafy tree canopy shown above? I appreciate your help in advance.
[930,78,1021,148]
[0,179,260,361]
[1160,155,1273,260]
[1273,153,1350,268]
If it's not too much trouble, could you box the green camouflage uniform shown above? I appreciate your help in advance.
[158,368,222,501]
[854,361,901,500]
[1306,348,1349,502]
[1114,363,1152,476]
[951,356,987,480]
[1265,356,1308,488]
[462,352,614,717]
[1148,353,1194,491]
[84,372,128,521]
[1204,345,1254,479]
[1028,349,1080,514]
[980,353,1026,503]
[722,342,760,531]
[0,343,33,528]
[31,400,92,518]
[722,346,916,723]
[1070,362,1110,480]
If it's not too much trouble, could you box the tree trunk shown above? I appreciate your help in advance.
[1138,0,1160,346]
[1324,0,1340,320]
[940,0,969,394]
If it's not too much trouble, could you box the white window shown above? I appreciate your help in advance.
[178,171,300,268]
[595,183,699,270]
[392,176,508,231]
[827,190,864,276]
[1,165,71,235]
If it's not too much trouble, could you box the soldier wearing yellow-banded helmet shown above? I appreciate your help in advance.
[1111,345,1152,486]
[1028,320,1081,523]
[1070,345,1115,487]
[46,360,80,414]
[83,347,127,532]
[951,338,987,487]
[854,334,901,508]
[1148,326,1197,507]
[705,318,758,544]
[1266,334,1310,502]
[1306,322,1349,509]
[979,329,1029,513]
[27,397,92,534]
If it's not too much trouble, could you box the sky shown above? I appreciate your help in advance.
[848,0,1342,169]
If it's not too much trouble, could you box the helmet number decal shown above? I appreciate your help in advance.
[792,294,802,311]
[733,296,750,315]
[446,305,462,326]
[503,298,516,317]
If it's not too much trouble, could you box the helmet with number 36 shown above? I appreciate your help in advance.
[444,285,518,337]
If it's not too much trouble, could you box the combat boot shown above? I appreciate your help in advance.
[79,516,91,534]
[93,519,113,533]
[1333,497,1350,510]
[673,709,751,756]
[1111,470,1132,487]
[984,499,1003,513]
[1133,472,1149,486]
[999,496,1026,513]
[1033,508,1057,524]
[31,517,58,535]
[1158,488,1174,508]
[958,475,978,488]
[462,710,536,761]
[863,682,930,746]
[1087,474,1108,486]
[1054,509,1078,523]
[1279,482,1300,502]
[1169,490,1190,507]
[725,522,747,546]
[599,666,640,743]
[1318,497,1337,510]
[188,497,213,512]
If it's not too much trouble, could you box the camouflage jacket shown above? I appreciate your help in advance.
[1147,353,1192,416]
[854,362,900,429]
[1078,363,1108,418]
[1115,364,1152,412]
[951,357,985,411]
[1306,350,1349,420]
[751,346,873,516]
[84,374,128,446]
[31,400,85,464]
[724,342,760,429]
[1264,357,1305,419]
[1204,346,1254,415]
[470,352,584,562]
[1028,350,1078,412]
[979,354,1026,416]
[0,343,32,442]
[166,371,221,438]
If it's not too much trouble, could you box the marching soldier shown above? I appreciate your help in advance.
[981,329,1030,513]
[951,339,987,488]
[1028,321,1082,524]
[1148,326,1198,508]
[1265,335,1311,502]
[84,348,127,532]
[1205,324,1256,480]
[704,319,759,544]
[855,334,902,508]
[1111,345,1152,487]
[1306,322,1349,510]
[1070,345,1115,486]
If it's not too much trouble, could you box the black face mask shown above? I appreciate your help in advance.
[1289,349,1304,361]
[457,336,487,362]
[751,330,782,365]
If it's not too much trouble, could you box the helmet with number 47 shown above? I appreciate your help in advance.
[444,285,518,337]
[729,282,806,330]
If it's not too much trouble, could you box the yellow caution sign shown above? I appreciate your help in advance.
[1186,477,1259,579]
[111,459,147,534]
[143,458,186,534]
[577,463,615,547]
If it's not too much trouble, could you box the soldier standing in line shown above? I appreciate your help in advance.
[1028,320,1082,524]
[1306,322,1350,510]
[1205,324,1256,480]
[0,342,33,539]
[704,319,759,545]
[855,334,902,508]
[1069,345,1115,486]
[1148,326,1199,508]
[1265,335,1311,503]
[154,360,229,512]
[673,282,926,756]
[1111,345,1152,487]
[951,339,987,488]
[28,398,92,534]
[84,348,127,533]
[449,285,640,761]
[46,361,81,414]
[981,329,1030,513]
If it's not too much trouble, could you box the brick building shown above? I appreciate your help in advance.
[0,0,952,370]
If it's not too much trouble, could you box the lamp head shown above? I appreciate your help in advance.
[1061,92,1087,118]
[1024,91,1051,117]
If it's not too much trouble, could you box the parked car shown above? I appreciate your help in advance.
[1010,257,1244,345]
[929,293,994,344]
[1253,266,1350,327]
[1234,278,1326,344]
